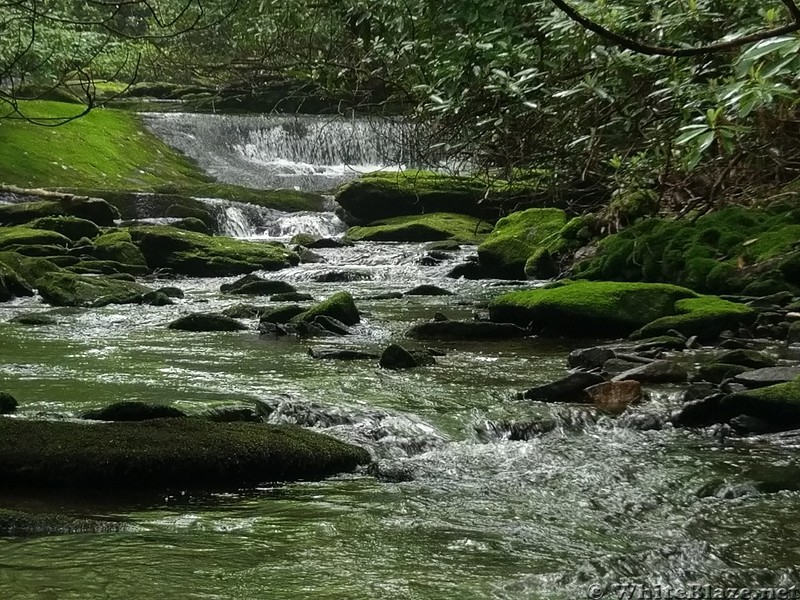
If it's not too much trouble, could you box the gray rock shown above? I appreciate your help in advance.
[716,349,776,369]
[168,313,248,332]
[313,315,353,336]
[404,285,453,296]
[521,372,605,403]
[733,366,800,389]
[220,274,296,296]
[602,358,644,378]
[309,348,379,361]
[613,360,687,384]
[380,344,434,370]
[567,347,616,371]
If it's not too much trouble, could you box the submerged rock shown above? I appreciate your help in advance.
[584,380,642,414]
[0,509,125,536]
[168,313,248,332]
[311,271,370,283]
[521,372,605,403]
[271,292,313,302]
[309,348,380,361]
[8,312,57,326]
[379,344,435,370]
[0,418,371,489]
[407,320,528,340]
[404,284,453,296]
[82,401,187,421]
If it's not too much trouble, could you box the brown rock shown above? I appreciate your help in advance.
[584,381,643,414]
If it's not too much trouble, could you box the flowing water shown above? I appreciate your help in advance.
[141,113,422,191]
[2,210,800,598]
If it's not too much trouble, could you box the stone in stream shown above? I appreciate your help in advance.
[567,347,616,371]
[201,405,262,423]
[82,401,187,421]
[297,248,326,264]
[309,348,380,361]
[521,372,605,403]
[379,344,435,370]
[366,292,404,301]
[0,392,18,414]
[313,315,353,336]
[692,363,749,384]
[259,304,306,324]
[715,349,776,369]
[788,321,800,344]
[612,360,687,384]
[141,290,174,306]
[447,262,485,280]
[291,292,360,326]
[168,312,248,332]
[8,312,57,326]
[271,292,314,303]
[224,304,270,319]
[0,509,125,536]
[258,321,294,337]
[0,418,370,490]
[312,271,370,283]
[156,286,184,299]
[220,274,296,296]
[633,336,686,352]
[584,380,642,414]
[602,358,644,378]
[733,367,800,389]
[404,285,453,296]
[406,320,528,341]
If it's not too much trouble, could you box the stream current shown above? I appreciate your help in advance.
[1,229,800,599]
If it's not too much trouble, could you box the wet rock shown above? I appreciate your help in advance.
[718,339,750,350]
[447,262,485,280]
[297,248,326,264]
[692,363,749,384]
[259,304,306,324]
[788,321,800,344]
[82,401,187,421]
[729,414,773,435]
[426,240,461,252]
[756,324,787,340]
[682,382,719,402]
[168,312,248,332]
[433,312,449,322]
[613,360,688,384]
[584,380,642,414]
[407,320,528,340]
[223,304,269,319]
[172,217,211,235]
[404,284,453,296]
[745,291,794,308]
[258,321,293,337]
[716,349,776,369]
[0,392,18,414]
[141,291,174,306]
[602,358,644,377]
[271,292,313,303]
[633,336,686,352]
[37,272,151,307]
[29,216,101,241]
[312,271,370,283]
[157,286,184,299]
[0,509,125,536]
[201,405,262,423]
[305,238,353,249]
[568,347,616,371]
[9,312,57,326]
[733,367,800,389]
[313,315,353,336]
[685,335,702,349]
[220,274,296,296]
[366,292,403,300]
[308,348,380,361]
[379,344,435,370]
[617,412,663,431]
[292,292,360,326]
[521,372,605,403]
[365,462,416,483]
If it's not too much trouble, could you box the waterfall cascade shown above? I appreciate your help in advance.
[142,112,422,192]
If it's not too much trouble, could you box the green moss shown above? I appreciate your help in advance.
[36,271,150,306]
[292,291,360,326]
[575,206,800,294]
[0,417,370,490]
[0,252,61,285]
[630,296,756,340]
[347,213,492,243]
[128,225,299,276]
[478,208,568,278]
[28,216,101,241]
[489,280,697,336]
[0,227,71,250]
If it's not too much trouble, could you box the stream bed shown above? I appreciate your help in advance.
[1,240,800,599]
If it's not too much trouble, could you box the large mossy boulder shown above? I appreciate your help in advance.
[28,216,101,241]
[488,280,699,337]
[92,230,147,267]
[82,401,187,421]
[292,291,360,326]
[574,206,800,294]
[346,213,493,243]
[0,418,371,489]
[477,208,568,279]
[0,227,72,251]
[630,296,755,340]
[128,225,298,276]
[36,271,151,307]
[0,196,118,226]
[0,251,60,288]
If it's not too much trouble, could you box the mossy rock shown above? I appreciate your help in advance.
[0,196,118,226]
[68,260,149,276]
[0,256,35,300]
[28,216,101,241]
[292,292,360,326]
[172,217,212,235]
[478,208,568,279]
[0,227,72,250]
[127,225,299,276]
[260,304,307,324]
[0,392,18,414]
[0,252,60,286]
[168,312,248,332]
[0,509,124,536]
[488,280,699,337]
[630,296,756,341]
[524,248,559,279]
[82,401,187,421]
[36,271,151,307]
[346,213,492,243]
[220,274,297,296]
[0,418,371,489]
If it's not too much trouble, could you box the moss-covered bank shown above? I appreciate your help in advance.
[0,418,370,490]
[574,206,800,295]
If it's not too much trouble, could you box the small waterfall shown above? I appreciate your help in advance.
[142,112,425,192]
[197,197,347,240]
